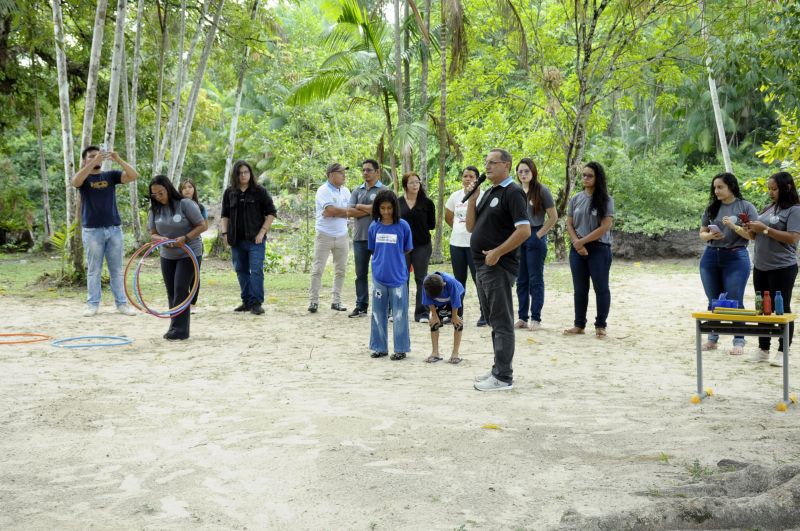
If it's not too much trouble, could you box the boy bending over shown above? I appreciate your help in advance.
[423,272,465,364]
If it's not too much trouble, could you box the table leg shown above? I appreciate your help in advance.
[696,320,703,396]
[783,324,790,404]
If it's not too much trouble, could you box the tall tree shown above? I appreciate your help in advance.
[51,0,80,274]
[700,0,731,172]
[102,0,127,163]
[80,0,109,155]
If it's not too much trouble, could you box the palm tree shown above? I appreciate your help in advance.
[288,0,401,189]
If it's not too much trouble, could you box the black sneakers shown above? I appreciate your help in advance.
[250,304,265,315]
[234,303,250,312]
[308,303,318,313]
[348,307,368,318]
[331,303,347,312]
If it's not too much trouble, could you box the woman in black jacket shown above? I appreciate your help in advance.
[399,172,436,322]
[219,160,278,315]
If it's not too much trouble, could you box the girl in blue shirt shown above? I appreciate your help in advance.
[368,189,413,360]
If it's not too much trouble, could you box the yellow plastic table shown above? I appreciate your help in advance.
[691,311,798,410]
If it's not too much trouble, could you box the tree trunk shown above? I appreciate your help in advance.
[121,51,141,241]
[152,2,169,175]
[51,0,81,275]
[160,0,188,178]
[125,0,145,241]
[431,1,447,263]
[80,0,108,154]
[700,0,732,172]
[35,95,54,241]
[171,0,225,182]
[102,0,127,163]
[383,92,399,192]
[418,0,430,186]
[393,0,409,175]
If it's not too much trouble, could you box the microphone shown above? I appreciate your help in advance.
[462,173,487,202]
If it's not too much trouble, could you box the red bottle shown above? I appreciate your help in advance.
[762,291,773,315]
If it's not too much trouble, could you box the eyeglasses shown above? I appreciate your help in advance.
[362,168,375,173]
[517,169,532,175]
[485,160,504,168]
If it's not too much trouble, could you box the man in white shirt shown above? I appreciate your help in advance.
[308,163,355,313]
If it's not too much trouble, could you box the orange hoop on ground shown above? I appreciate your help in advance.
[0,333,54,345]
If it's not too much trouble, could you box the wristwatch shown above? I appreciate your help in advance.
[763,228,769,235]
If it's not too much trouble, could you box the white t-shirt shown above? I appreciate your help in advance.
[445,188,484,248]
[315,181,351,237]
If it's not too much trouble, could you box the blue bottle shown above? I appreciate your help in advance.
[775,291,785,315]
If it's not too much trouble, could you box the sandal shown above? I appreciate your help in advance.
[701,342,718,352]
[729,345,744,356]
[514,319,528,329]
[563,327,585,335]
[425,355,443,363]
[447,357,463,364]
[390,352,406,361]
[370,351,388,358]
[595,327,607,338]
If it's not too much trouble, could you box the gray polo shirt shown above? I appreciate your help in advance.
[147,198,204,260]
[568,192,615,245]
[529,184,555,226]
[701,199,758,249]
[753,204,800,271]
[349,180,384,241]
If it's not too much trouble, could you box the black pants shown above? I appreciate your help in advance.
[450,245,484,319]
[476,263,516,383]
[753,264,797,352]
[406,242,432,320]
[161,256,196,338]
[191,256,203,305]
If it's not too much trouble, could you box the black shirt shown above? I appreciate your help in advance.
[399,195,436,247]
[221,184,278,244]
[470,180,530,274]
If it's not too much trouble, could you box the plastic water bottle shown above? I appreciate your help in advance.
[755,291,763,315]
[775,291,784,315]
[763,291,773,316]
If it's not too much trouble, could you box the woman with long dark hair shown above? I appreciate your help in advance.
[514,158,558,331]
[399,172,436,322]
[148,175,207,340]
[564,162,615,338]
[698,172,758,355]
[744,171,800,366]
[219,160,278,315]
[180,178,207,310]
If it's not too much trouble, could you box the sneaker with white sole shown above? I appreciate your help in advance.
[770,351,785,367]
[474,375,513,391]
[747,349,770,363]
[528,320,542,331]
[83,306,98,317]
[514,319,528,329]
[474,371,493,382]
[117,304,137,316]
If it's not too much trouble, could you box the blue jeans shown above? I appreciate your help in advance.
[699,246,751,346]
[516,229,547,322]
[476,263,516,383]
[353,240,370,310]
[231,240,265,305]
[370,279,411,354]
[82,225,126,307]
[569,242,612,329]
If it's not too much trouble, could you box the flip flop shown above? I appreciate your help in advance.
[425,356,443,363]
[447,357,463,364]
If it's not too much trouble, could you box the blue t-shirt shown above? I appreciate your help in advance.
[79,170,123,228]
[368,219,413,287]
[421,271,464,309]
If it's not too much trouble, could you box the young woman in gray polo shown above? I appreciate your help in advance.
[698,173,758,355]
[744,171,800,366]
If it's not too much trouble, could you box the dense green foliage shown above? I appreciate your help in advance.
[0,0,796,258]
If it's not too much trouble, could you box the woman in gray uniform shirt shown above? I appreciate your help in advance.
[148,175,208,340]
[698,172,758,356]
[744,171,800,366]
[564,161,615,338]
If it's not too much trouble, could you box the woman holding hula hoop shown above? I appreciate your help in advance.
[148,175,208,340]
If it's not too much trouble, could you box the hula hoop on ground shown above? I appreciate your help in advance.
[125,239,199,319]
[52,335,133,349]
[0,333,54,345]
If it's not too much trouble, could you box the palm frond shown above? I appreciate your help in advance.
[445,0,468,77]
[287,73,352,105]
[496,0,529,70]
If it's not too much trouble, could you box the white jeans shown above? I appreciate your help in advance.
[308,232,349,305]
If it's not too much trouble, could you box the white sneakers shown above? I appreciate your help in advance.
[117,304,137,316]
[746,349,785,367]
[82,305,137,317]
[770,352,784,367]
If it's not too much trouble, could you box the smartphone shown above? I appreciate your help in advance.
[738,212,750,223]
[708,224,721,233]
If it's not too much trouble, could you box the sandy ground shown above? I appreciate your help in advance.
[1,260,799,530]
